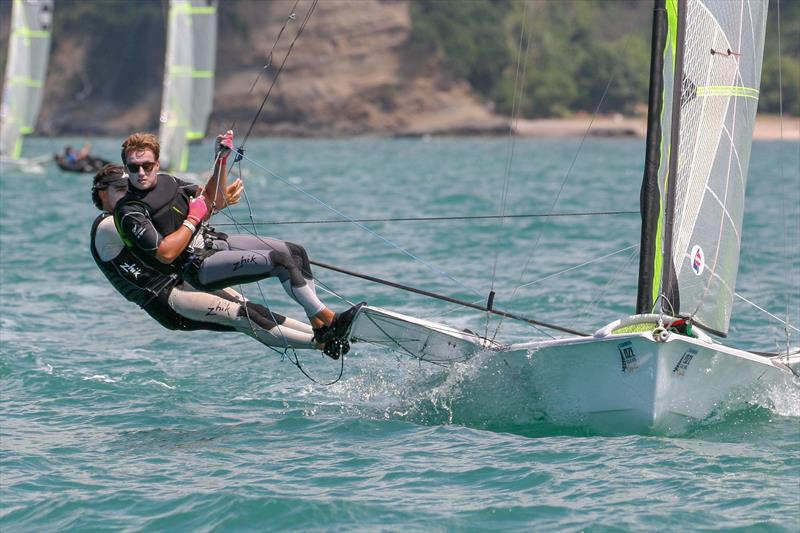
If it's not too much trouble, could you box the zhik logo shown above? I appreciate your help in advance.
[206,301,232,317]
[120,262,143,279]
[233,254,258,272]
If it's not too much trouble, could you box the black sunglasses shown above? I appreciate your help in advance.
[126,161,156,173]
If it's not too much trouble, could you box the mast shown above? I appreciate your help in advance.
[636,0,669,315]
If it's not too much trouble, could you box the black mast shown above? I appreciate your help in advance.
[636,0,669,315]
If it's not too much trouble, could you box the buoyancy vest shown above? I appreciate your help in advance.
[114,173,196,274]
[90,213,179,307]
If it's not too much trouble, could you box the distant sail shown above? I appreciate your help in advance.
[158,0,217,172]
[660,0,768,335]
[0,0,53,160]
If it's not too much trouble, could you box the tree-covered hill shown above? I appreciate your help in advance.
[411,0,798,117]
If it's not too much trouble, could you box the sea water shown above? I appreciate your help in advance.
[1,136,798,531]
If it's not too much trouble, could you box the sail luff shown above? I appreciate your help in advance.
[661,0,686,318]
[0,0,53,160]
[158,0,217,172]
[660,0,768,336]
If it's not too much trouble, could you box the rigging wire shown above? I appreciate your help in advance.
[210,210,639,227]
[775,0,794,360]
[240,0,319,148]
[516,243,640,291]
[488,0,532,329]
[235,150,487,299]
[209,0,349,383]
[569,245,641,331]
[220,155,348,385]
[734,292,800,335]
[490,74,616,341]
[246,0,302,96]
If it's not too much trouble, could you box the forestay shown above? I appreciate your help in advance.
[348,306,504,365]
[158,0,217,172]
[0,0,53,160]
[647,0,767,336]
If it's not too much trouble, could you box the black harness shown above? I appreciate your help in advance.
[90,213,180,308]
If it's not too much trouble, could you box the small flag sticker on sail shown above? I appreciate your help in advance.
[690,245,705,275]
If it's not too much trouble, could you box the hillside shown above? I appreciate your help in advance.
[0,0,796,139]
[0,0,504,137]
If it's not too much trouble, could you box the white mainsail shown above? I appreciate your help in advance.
[661,0,767,335]
[0,0,53,160]
[158,0,217,172]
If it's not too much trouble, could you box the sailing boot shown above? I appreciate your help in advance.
[312,324,350,360]
[330,301,366,341]
[313,302,365,360]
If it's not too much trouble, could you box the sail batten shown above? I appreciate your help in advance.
[158,0,217,172]
[652,0,768,336]
[0,0,53,160]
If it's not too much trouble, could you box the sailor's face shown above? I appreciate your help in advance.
[125,149,159,191]
[99,182,128,212]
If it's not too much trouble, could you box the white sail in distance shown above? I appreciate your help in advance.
[659,0,768,335]
[158,0,217,172]
[0,0,53,160]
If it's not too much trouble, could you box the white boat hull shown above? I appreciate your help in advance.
[498,328,796,434]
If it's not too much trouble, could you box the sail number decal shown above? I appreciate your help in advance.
[690,245,705,275]
[617,341,639,373]
[673,349,697,376]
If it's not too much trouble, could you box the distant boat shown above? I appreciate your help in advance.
[158,0,218,172]
[53,144,111,173]
[0,0,53,165]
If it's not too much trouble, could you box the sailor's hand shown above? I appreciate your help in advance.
[223,179,243,207]
[187,195,209,224]
[215,130,234,162]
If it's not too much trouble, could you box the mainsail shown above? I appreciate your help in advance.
[158,0,217,172]
[0,0,53,160]
[638,0,767,336]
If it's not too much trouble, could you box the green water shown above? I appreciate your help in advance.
[1,136,798,531]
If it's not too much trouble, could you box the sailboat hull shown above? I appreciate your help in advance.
[501,330,794,434]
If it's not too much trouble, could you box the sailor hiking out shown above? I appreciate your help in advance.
[91,164,319,349]
[112,131,363,358]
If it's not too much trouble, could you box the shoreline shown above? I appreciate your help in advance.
[513,114,799,141]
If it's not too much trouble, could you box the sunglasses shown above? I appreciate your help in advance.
[126,161,157,173]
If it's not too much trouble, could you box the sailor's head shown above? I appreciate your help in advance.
[121,132,160,191]
[92,164,128,212]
